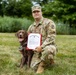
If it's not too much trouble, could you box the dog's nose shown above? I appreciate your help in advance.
[19,33,22,37]
[20,34,22,37]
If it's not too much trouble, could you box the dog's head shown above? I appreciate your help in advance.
[16,30,28,43]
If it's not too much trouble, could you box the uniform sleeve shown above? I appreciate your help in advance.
[41,20,56,50]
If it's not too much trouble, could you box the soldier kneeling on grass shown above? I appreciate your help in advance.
[27,5,57,74]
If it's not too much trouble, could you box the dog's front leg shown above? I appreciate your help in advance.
[20,56,25,68]
[19,50,27,68]
[27,50,34,68]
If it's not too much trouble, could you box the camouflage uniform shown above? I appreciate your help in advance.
[27,17,56,70]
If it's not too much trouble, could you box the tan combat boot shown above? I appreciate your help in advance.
[36,61,44,74]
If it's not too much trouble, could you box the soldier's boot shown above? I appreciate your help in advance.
[36,61,44,74]
[48,54,54,65]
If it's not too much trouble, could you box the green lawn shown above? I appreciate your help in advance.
[0,33,76,75]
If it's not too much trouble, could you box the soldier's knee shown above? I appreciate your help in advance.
[48,54,54,60]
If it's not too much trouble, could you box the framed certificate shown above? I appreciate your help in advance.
[26,33,42,50]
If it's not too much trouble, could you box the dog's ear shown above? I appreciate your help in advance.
[15,31,18,37]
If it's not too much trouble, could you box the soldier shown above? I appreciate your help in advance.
[27,5,57,74]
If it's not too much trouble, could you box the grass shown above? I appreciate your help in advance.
[0,33,76,75]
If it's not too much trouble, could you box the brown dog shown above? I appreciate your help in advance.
[15,30,34,68]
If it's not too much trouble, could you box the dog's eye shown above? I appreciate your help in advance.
[22,31,24,33]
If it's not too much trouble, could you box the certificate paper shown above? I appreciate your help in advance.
[27,33,42,50]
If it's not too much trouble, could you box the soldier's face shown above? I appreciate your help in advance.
[32,10,42,20]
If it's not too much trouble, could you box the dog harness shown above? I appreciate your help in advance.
[19,42,27,51]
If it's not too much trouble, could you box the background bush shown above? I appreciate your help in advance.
[56,21,69,35]
[0,16,32,32]
[0,16,76,35]
[56,21,76,35]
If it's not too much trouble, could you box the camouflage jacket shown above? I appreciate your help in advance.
[27,17,56,50]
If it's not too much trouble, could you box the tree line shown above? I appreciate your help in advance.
[0,0,76,28]
[0,0,32,17]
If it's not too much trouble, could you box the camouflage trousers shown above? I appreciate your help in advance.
[30,45,56,70]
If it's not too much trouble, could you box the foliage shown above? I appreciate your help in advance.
[0,16,76,34]
[0,0,32,17]
[43,0,76,28]
[0,0,76,28]
[32,0,48,5]
[56,21,76,35]
[0,16,32,32]
[0,0,76,34]
[0,33,76,75]
[56,21,69,35]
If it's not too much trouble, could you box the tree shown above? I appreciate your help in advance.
[3,0,32,17]
[43,0,76,28]
[0,0,8,17]
[0,0,3,16]
[32,0,53,5]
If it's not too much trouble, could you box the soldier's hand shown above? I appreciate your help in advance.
[34,46,42,52]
